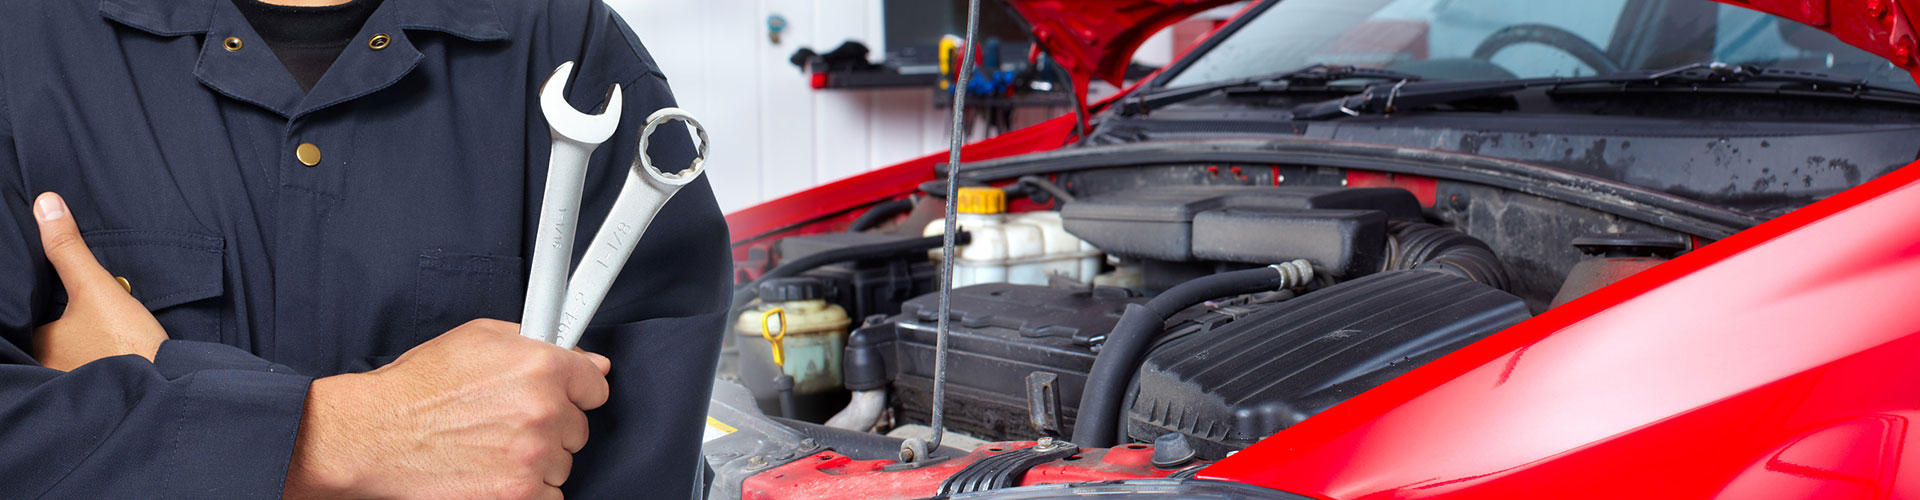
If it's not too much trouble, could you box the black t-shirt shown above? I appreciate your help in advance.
[231,0,382,93]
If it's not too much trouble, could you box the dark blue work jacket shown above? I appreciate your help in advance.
[0,0,731,497]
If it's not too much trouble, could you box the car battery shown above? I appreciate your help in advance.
[844,283,1146,441]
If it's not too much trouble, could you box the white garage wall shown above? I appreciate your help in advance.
[604,0,963,214]
[605,1,1211,214]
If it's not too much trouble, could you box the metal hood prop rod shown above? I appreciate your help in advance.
[900,0,984,464]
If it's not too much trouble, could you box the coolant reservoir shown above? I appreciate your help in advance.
[736,277,851,417]
[924,187,1102,287]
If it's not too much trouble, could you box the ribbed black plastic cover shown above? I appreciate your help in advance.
[1126,270,1529,458]
[879,284,1148,440]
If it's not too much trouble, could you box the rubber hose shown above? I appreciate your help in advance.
[1386,222,1510,290]
[846,198,917,233]
[732,232,970,309]
[1015,176,1076,204]
[770,417,967,461]
[825,389,888,431]
[1071,262,1314,448]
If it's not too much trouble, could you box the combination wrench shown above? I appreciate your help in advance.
[522,62,709,349]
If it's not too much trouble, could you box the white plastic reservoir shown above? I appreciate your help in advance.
[924,187,1102,287]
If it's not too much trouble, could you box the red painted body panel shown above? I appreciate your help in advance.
[740,443,1192,500]
[1727,0,1920,82]
[1201,160,1920,498]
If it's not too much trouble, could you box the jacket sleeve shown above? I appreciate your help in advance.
[0,87,313,499]
[554,6,734,498]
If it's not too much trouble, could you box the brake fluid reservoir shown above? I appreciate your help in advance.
[925,187,1102,287]
[736,277,851,414]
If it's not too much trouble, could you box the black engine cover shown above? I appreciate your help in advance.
[1126,270,1530,458]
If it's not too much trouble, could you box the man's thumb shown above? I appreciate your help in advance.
[33,193,120,300]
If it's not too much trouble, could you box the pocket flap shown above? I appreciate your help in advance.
[83,230,226,310]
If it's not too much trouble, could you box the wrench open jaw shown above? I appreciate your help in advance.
[523,61,624,343]
[522,62,711,348]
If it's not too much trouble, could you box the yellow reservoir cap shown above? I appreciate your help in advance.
[956,187,1006,214]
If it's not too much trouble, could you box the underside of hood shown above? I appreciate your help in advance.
[1004,0,1243,88]
[1719,0,1920,82]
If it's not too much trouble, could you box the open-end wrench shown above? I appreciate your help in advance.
[523,62,623,343]
[549,108,708,349]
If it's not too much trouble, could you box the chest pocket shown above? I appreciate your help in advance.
[83,230,226,341]
[397,250,526,354]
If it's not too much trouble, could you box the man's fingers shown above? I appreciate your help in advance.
[33,193,122,300]
[537,443,575,487]
[558,406,590,454]
[561,351,611,411]
[572,347,611,375]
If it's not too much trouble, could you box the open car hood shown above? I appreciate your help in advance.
[1008,0,1920,98]
[1004,0,1243,90]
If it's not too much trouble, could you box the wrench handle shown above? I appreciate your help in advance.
[521,137,598,342]
[551,173,680,349]
[550,107,709,349]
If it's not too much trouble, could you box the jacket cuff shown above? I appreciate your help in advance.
[166,368,312,498]
[154,340,302,380]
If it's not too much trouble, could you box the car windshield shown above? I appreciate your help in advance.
[1161,0,1918,91]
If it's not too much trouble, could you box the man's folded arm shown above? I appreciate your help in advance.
[0,94,313,499]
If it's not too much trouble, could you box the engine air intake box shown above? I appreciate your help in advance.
[1060,186,1422,278]
[1126,270,1529,458]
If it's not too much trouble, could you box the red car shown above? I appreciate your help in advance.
[708,1,1920,498]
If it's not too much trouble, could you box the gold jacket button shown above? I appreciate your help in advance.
[296,143,322,166]
[369,33,391,51]
[115,276,131,294]
[223,36,243,52]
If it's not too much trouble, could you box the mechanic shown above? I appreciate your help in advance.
[0,0,731,497]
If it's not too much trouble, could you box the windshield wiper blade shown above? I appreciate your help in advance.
[1120,64,1423,116]
[1295,61,1920,119]
[1308,62,1920,118]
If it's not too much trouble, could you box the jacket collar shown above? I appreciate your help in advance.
[99,0,509,42]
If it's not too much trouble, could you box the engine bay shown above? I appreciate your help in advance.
[708,163,1698,499]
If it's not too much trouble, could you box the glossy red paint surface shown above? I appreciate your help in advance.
[739,442,1192,500]
[1721,0,1920,82]
[1201,160,1920,498]
[1003,0,1242,107]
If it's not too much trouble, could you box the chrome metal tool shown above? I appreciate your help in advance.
[523,62,709,348]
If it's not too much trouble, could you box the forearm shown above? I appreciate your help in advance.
[0,356,310,498]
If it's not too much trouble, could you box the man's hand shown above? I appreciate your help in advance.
[29,192,168,371]
[286,319,614,500]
